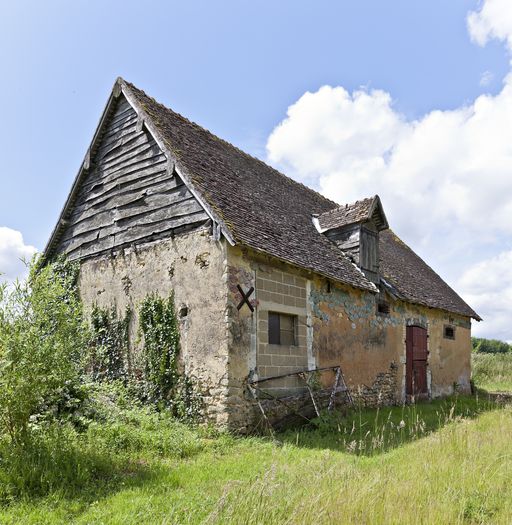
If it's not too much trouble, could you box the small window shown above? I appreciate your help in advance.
[377,302,390,315]
[268,312,297,345]
[444,325,455,340]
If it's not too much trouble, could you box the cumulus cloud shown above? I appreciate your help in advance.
[458,251,512,342]
[467,0,512,53]
[0,227,37,284]
[266,0,512,339]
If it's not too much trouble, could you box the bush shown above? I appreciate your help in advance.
[472,337,511,354]
[0,256,88,445]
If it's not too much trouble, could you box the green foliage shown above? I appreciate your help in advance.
[472,336,511,354]
[139,293,180,404]
[1,398,511,524]
[89,305,131,382]
[0,423,117,501]
[0,255,88,445]
[472,352,512,392]
[138,293,201,419]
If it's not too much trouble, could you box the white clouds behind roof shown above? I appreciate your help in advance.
[458,251,512,342]
[266,0,512,340]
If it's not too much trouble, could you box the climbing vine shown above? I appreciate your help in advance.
[89,305,131,382]
[138,293,201,419]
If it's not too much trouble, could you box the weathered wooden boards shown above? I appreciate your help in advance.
[54,96,208,260]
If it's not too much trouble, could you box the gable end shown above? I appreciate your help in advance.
[49,93,209,260]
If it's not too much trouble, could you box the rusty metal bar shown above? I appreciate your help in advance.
[248,365,341,385]
[299,372,321,417]
[328,367,341,411]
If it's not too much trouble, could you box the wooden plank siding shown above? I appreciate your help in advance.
[54,95,209,260]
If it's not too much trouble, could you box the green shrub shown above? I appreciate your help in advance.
[0,256,88,445]
[472,337,511,354]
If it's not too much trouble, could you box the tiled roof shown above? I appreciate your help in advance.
[45,78,480,318]
[124,80,376,292]
[380,230,481,320]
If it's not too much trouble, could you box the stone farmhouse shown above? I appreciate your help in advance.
[44,78,480,430]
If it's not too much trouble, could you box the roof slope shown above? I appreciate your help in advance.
[45,78,479,319]
[380,230,481,320]
[123,80,375,292]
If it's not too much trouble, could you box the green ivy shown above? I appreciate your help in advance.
[138,293,201,419]
[89,306,131,382]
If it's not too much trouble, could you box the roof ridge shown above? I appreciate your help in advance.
[121,79,340,210]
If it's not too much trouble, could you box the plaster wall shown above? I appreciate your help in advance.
[225,246,473,427]
[77,228,231,425]
[309,278,472,403]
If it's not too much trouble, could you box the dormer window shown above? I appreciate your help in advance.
[316,195,389,284]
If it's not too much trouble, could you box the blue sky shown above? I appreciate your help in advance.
[1,0,512,339]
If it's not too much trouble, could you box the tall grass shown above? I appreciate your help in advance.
[472,352,512,392]
[0,396,509,524]
[0,382,210,502]
[208,406,512,525]
[281,395,494,455]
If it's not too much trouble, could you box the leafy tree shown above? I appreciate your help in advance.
[0,256,87,444]
[472,337,511,354]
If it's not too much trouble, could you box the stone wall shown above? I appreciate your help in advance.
[78,227,231,426]
[77,235,473,432]
[225,246,473,430]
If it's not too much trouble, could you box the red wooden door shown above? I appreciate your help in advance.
[406,326,428,398]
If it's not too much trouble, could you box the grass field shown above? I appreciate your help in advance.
[1,395,511,525]
[472,352,512,392]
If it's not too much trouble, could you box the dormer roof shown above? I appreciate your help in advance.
[317,195,389,233]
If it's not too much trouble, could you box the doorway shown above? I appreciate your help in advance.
[406,325,428,399]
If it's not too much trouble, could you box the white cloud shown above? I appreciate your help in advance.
[0,227,37,284]
[467,0,512,53]
[458,251,512,341]
[266,0,512,340]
